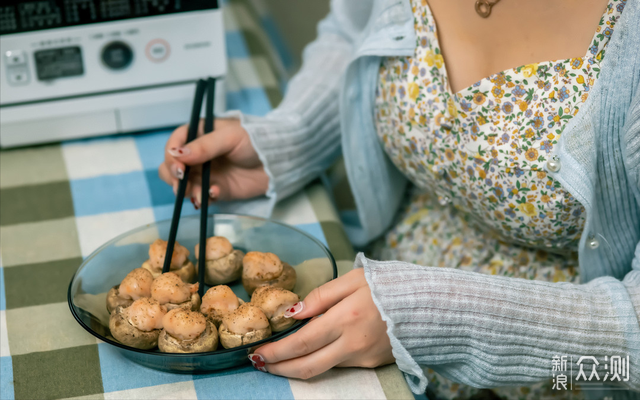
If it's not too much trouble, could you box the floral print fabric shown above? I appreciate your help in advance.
[374,0,624,398]
[376,0,623,252]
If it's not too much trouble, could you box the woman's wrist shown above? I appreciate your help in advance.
[222,109,342,202]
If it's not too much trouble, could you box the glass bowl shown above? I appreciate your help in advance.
[68,213,337,373]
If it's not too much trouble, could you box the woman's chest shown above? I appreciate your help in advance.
[373,0,624,250]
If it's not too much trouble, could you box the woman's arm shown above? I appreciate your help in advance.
[360,251,640,393]
[226,3,370,204]
[159,2,371,205]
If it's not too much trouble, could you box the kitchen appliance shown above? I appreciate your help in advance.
[0,0,227,147]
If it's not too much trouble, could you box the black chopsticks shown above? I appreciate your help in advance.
[197,77,216,298]
[162,78,216,299]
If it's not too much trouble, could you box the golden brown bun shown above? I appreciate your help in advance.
[141,260,196,283]
[164,292,202,312]
[197,250,244,285]
[218,324,271,349]
[242,263,296,296]
[106,285,134,314]
[109,306,160,350]
[158,319,218,353]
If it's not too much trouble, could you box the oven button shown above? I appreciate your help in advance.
[4,50,27,66]
[101,41,133,70]
[146,39,170,62]
[7,68,30,86]
[4,50,30,86]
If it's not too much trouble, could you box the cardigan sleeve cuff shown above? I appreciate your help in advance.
[356,253,429,394]
[220,103,342,209]
[357,252,640,392]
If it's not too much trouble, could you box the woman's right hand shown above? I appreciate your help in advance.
[159,118,269,208]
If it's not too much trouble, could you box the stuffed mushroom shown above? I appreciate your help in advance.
[251,286,300,332]
[194,236,244,285]
[158,308,218,353]
[151,272,201,311]
[200,285,245,328]
[106,268,154,313]
[219,303,271,349]
[241,252,296,296]
[109,297,167,349]
[142,239,196,283]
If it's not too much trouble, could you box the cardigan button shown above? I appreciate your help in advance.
[546,155,561,173]
[588,236,600,250]
[438,195,451,206]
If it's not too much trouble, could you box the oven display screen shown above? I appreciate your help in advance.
[34,46,84,80]
[0,0,217,35]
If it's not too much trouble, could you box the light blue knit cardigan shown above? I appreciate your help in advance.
[232,0,640,397]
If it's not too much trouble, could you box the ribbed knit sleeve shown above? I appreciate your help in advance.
[356,253,640,394]
[222,11,356,208]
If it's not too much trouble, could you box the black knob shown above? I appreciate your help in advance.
[101,41,133,70]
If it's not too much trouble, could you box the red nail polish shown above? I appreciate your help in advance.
[248,354,267,372]
[252,364,267,372]
[284,302,304,318]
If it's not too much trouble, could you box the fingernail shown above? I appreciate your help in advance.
[191,197,199,210]
[196,192,202,207]
[284,302,304,318]
[248,354,267,372]
[172,165,184,180]
[209,186,217,199]
[173,183,178,196]
[168,147,191,157]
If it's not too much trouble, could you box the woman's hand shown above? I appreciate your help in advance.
[249,268,395,379]
[159,118,269,208]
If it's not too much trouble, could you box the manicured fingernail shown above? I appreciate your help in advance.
[248,354,267,372]
[173,183,178,196]
[209,186,217,199]
[172,165,184,180]
[284,302,304,318]
[168,147,191,157]
[191,197,199,210]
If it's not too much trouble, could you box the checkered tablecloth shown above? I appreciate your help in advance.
[0,1,414,399]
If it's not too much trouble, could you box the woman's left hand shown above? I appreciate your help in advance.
[249,268,395,379]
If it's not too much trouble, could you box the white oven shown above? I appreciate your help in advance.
[0,0,226,147]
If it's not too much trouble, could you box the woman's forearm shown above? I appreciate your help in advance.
[222,11,357,203]
[357,253,640,393]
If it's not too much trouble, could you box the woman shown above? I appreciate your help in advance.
[159,0,640,398]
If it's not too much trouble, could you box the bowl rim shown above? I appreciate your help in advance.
[67,212,338,358]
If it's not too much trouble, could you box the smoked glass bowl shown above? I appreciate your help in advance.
[68,213,337,373]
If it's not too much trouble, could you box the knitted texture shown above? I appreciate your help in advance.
[228,15,351,205]
[224,0,640,397]
[359,253,640,393]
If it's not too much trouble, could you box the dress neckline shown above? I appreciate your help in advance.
[419,0,619,96]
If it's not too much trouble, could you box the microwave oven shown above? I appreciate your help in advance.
[0,0,227,147]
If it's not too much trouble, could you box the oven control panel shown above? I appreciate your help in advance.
[1,5,225,107]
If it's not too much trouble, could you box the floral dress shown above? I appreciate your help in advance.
[374,0,625,398]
